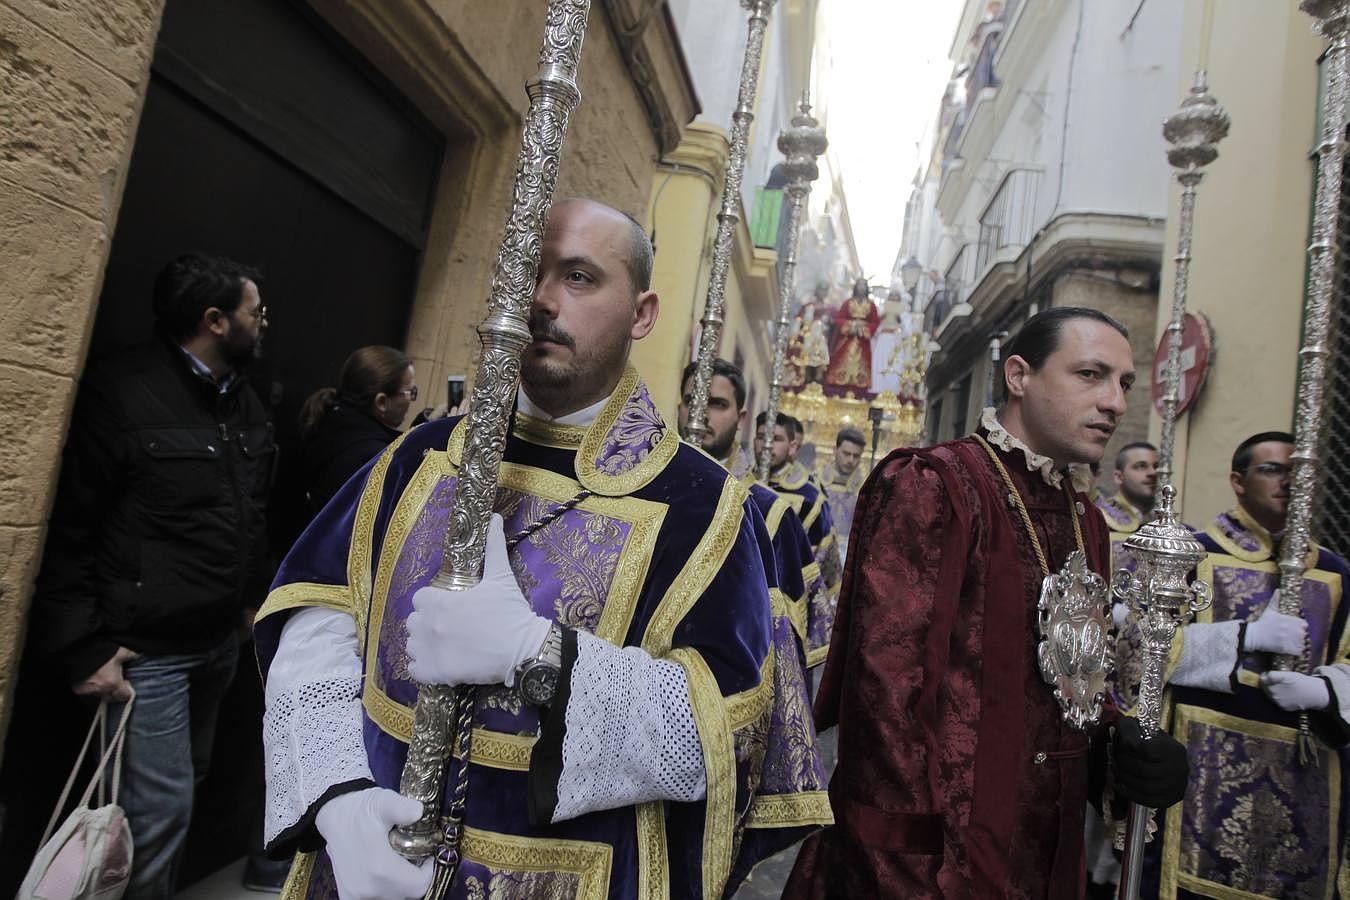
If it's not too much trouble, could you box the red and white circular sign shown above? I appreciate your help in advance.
[1151,311,1213,417]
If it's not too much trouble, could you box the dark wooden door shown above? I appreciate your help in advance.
[2,0,445,890]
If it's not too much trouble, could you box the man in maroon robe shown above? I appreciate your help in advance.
[784,307,1189,899]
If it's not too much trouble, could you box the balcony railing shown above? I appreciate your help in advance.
[943,242,975,308]
[975,168,1042,275]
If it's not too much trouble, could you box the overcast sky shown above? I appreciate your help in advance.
[822,0,965,279]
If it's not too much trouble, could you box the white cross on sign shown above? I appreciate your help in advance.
[1155,345,1198,405]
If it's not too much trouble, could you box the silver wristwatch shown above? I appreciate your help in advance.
[514,623,564,706]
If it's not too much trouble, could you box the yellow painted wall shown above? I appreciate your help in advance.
[637,122,779,427]
[1157,1,1320,525]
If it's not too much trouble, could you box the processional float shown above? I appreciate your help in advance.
[684,0,778,447]
[386,0,592,891]
[1116,2,1350,896]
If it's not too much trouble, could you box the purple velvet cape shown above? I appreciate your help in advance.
[255,369,829,900]
[767,464,840,668]
[1148,506,1350,899]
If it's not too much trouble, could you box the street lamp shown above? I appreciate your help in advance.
[899,254,923,309]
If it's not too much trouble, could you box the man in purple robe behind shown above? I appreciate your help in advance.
[254,199,827,899]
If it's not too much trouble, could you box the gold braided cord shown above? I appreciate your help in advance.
[972,433,1084,578]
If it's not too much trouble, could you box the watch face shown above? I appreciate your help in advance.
[520,664,559,706]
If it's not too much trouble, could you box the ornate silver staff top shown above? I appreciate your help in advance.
[1278,1,1350,668]
[1115,65,1227,900]
[757,95,827,482]
[1155,70,1229,485]
[390,0,592,865]
[685,0,776,446]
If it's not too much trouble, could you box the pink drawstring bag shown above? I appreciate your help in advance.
[18,693,135,900]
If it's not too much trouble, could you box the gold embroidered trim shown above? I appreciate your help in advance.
[362,453,667,739]
[364,449,446,700]
[726,649,774,730]
[805,644,829,669]
[451,728,536,771]
[350,429,409,640]
[514,412,587,449]
[775,463,809,491]
[257,582,350,624]
[1162,703,1341,900]
[800,494,823,531]
[783,590,808,644]
[1097,495,1142,534]
[575,365,681,497]
[642,476,746,654]
[635,801,669,900]
[745,791,834,829]
[670,647,736,900]
[460,827,613,900]
[764,496,790,540]
[497,462,667,646]
[775,490,806,517]
[279,851,315,900]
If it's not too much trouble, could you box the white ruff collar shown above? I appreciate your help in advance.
[980,408,1094,494]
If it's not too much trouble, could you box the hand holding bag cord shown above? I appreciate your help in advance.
[18,693,135,900]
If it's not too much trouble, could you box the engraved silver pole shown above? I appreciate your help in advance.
[757,95,826,482]
[1276,0,1350,766]
[389,0,592,867]
[686,0,776,445]
[1116,70,1228,900]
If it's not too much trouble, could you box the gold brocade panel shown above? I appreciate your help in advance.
[1162,704,1340,900]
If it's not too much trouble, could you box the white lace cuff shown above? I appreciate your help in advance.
[262,607,371,846]
[1169,620,1241,692]
[552,631,706,822]
[263,677,373,845]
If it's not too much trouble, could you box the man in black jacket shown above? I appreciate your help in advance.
[28,253,275,898]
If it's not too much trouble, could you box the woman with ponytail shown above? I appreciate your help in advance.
[298,345,415,512]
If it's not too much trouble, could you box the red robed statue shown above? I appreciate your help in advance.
[823,277,881,391]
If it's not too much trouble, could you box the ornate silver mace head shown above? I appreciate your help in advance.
[1301,0,1350,38]
[1113,485,1211,625]
[777,94,828,189]
[1162,70,1231,172]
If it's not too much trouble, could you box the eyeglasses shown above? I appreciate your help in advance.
[398,385,419,401]
[245,304,268,323]
[1245,462,1292,479]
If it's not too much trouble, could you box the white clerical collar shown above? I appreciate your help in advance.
[517,388,608,427]
[980,407,1094,494]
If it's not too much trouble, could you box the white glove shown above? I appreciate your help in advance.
[1244,592,1306,656]
[405,514,553,686]
[1260,670,1330,711]
[315,788,433,900]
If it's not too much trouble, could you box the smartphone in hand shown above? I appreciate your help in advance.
[447,375,466,411]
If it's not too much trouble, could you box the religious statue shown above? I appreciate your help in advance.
[823,277,881,392]
[804,319,830,383]
[870,287,907,396]
[783,301,816,387]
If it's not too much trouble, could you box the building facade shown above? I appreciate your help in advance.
[1152,1,1325,530]
[901,0,1181,487]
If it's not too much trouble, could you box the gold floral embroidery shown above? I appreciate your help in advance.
[635,802,668,900]
[1162,704,1340,900]
[459,827,612,900]
[279,851,315,900]
[257,582,350,622]
[745,792,833,829]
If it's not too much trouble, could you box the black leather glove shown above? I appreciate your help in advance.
[1112,716,1189,809]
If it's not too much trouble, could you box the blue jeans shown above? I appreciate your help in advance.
[111,633,239,899]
